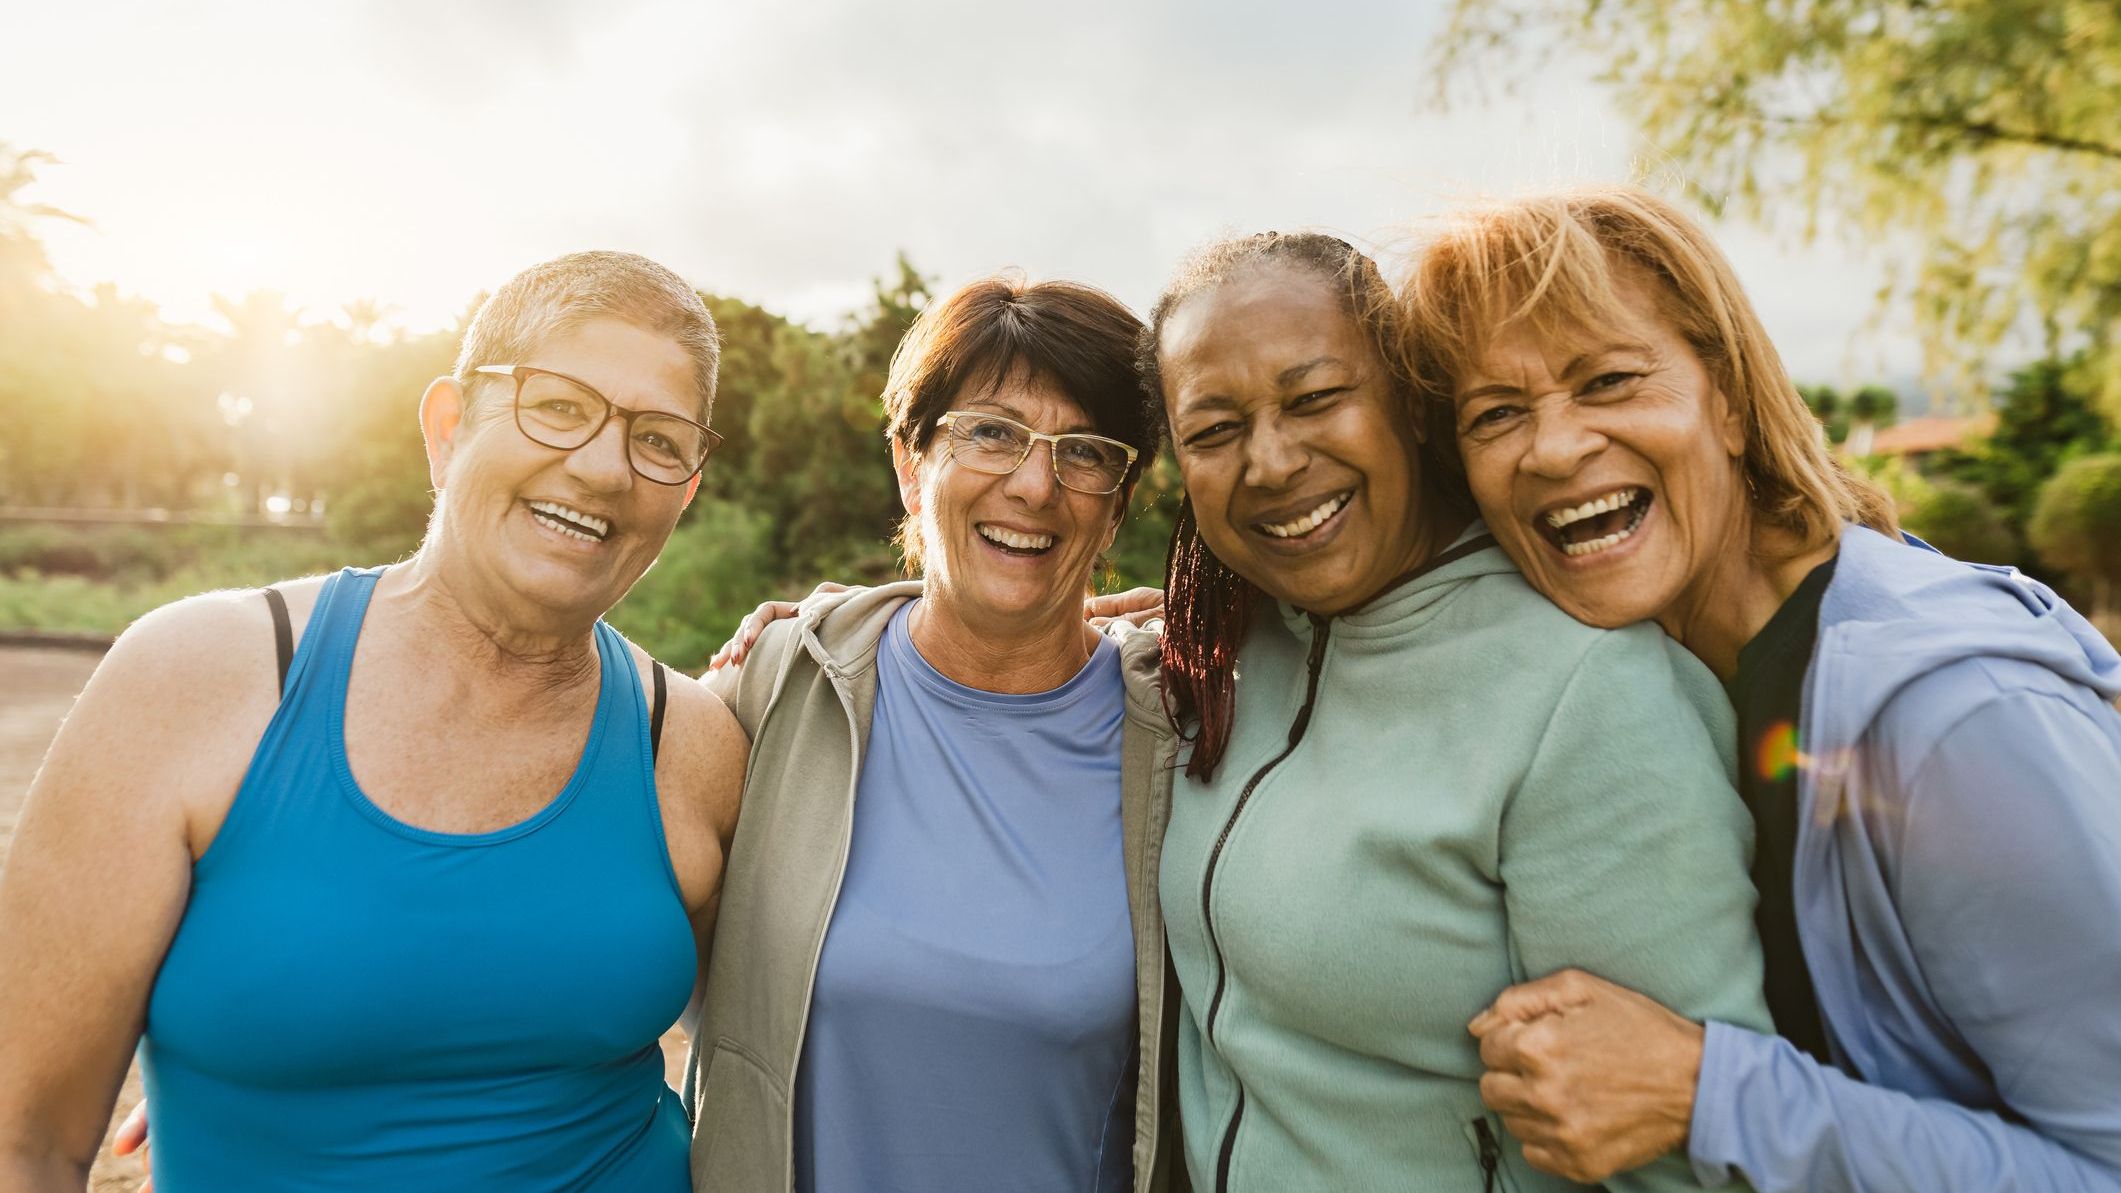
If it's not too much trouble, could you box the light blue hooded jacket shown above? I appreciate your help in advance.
[1688,526,2121,1192]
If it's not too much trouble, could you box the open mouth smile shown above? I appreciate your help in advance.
[977,522,1056,556]
[1253,491,1353,542]
[1537,486,1652,558]
[526,499,612,543]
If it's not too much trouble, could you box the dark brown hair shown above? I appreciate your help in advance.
[1141,232,1469,781]
[883,274,1159,572]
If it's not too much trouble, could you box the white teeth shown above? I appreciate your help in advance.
[978,524,1055,551]
[1564,530,1630,557]
[1260,493,1351,538]
[1545,488,1640,529]
[529,500,610,540]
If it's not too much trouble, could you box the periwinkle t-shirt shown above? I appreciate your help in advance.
[793,601,1136,1193]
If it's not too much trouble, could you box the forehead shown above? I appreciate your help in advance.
[519,317,701,418]
[1464,267,1675,380]
[1160,268,1369,398]
[953,366,1096,431]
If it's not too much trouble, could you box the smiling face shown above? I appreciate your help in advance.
[895,369,1125,634]
[1159,265,1432,616]
[424,317,698,627]
[1450,271,1749,631]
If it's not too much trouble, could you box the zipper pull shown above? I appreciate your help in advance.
[1474,1118,1501,1193]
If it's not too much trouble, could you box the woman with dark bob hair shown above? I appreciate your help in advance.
[688,274,1185,1193]
[1140,230,1770,1192]
[1406,185,2121,1192]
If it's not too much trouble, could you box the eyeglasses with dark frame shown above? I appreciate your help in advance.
[473,364,722,486]
[934,410,1139,496]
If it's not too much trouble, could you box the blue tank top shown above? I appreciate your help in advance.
[142,567,695,1192]
[794,601,1136,1193]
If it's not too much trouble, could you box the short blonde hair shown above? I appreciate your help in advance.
[1401,185,1895,551]
[453,250,720,421]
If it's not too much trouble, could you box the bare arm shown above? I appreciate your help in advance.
[0,595,275,1189]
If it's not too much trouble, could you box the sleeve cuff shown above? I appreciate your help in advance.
[1688,1019,1761,1186]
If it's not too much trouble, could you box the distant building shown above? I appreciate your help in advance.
[1854,413,1998,467]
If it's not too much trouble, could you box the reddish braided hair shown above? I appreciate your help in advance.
[1159,498,1261,781]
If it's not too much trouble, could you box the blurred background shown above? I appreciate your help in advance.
[1,0,2116,671]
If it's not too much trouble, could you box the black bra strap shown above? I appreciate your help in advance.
[263,587,293,696]
[650,661,668,763]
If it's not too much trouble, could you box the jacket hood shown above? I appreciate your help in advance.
[1809,525,2121,766]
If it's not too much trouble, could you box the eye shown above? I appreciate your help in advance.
[1180,420,1241,449]
[1056,439,1106,467]
[1583,372,1639,395]
[966,418,1022,445]
[1461,403,1524,436]
[1291,387,1345,410]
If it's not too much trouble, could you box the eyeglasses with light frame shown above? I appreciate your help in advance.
[933,410,1139,495]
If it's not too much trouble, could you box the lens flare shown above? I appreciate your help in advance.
[1756,720,1800,783]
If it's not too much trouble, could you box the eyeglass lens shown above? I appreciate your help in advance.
[515,371,711,483]
[947,414,1131,493]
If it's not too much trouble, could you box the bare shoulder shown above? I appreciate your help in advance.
[97,582,304,705]
[625,642,746,827]
[34,578,331,852]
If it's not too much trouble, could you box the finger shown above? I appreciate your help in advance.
[1477,1020,1530,1072]
[112,1102,148,1154]
[1482,972,1596,1026]
[1082,586,1164,619]
[1521,1142,1595,1185]
[1477,1070,1537,1116]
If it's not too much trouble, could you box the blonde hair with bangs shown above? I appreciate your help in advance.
[1402,185,1895,552]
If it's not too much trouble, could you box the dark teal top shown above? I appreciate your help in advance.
[142,567,694,1191]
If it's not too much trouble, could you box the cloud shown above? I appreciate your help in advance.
[2,0,1914,377]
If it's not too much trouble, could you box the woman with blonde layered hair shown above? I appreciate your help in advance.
[1404,185,2121,1193]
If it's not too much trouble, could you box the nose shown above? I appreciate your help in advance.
[1001,439,1062,508]
[1519,399,1605,480]
[1240,416,1307,492]
[562,418,635,493]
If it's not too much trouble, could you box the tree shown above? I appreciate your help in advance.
[2028,453,2121,616]
[1901,480,2019,566]
[1932,355,2114,553]
[1435,1,2121,418]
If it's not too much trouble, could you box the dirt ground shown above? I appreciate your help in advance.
[0,645,688,1191]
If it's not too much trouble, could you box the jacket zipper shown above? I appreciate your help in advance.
[1473,1117,1502,1193]
[1201,614,1331,1193]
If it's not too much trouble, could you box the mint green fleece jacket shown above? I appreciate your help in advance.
[1161,530,1770,1193]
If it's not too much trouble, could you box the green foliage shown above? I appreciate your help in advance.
[1799,382,1899,446]
[605,499,781,673]
[1435,0,2121,419]
[1900,481,2020,567]
[2029,453,2121,615]
[1930,356,2116,570]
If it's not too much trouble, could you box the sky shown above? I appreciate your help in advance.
[3,0,1925,386]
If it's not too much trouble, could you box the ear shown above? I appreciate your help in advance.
[681,472,701,509]
[1100,487,1131,554]
[1717,389,1746,458]
[419,376,467,492]
[891,438,923,517]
